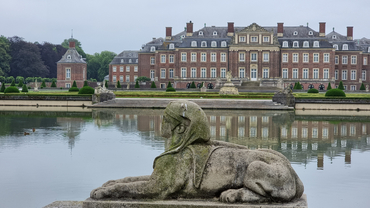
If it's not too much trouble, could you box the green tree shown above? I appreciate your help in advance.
[0,76,5,83]
[10,80,15,86]
[338,81,344,90]
[51,80,56,87]
[360,83,365,90]
[61,38,86,58]
[0,36,11,76]
[135,80,140,88]
[83,80,88,87]
[25,77,34,83]
[21,84,28,92]
[0,83,5,92]
[327,83,332,90]
[86,51,116,81]
[6,76,14,83]
[72,80,77,88]
[117,80,121,88]
[295,82,302,90]
[41,79,46,88]
[190,81,196,88]
[167,81,172,88]
[136,76,151,82]
[105,80,108,88]
[17,79,23,87]
[150,81,156,88]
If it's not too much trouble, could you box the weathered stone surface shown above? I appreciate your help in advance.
[272,87,295,107]
[43,201,83,208]
[90,100,304,204]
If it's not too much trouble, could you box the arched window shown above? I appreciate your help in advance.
[221,41,227,47]
[283,41,289,47]
[333,44,338,50]
[342,44,348,50]
[201,41,207,47]
[169,43,174,49]
[150,46,155,52]
[199,31,203,36]
[293,41,299,47]
[293,31,298,35]
[213,31,217,36]
[303,41,309,47]
[308,31,313,35]
[211,41,217,47]
[313,41,319,47]
[191,41,197,47]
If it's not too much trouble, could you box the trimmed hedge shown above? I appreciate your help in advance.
[190,81,196,88]
[135,80,140,88]
[68,87,80,92]
[338,81,344,90]
[0,83,5,92]
[307,88,319,93]
[10,80,15,86]
[72,80,78,88]
[4,86,20,93]
[360,83,365,90]
[21,85,28,92]
[325,89,346,97]
[51,80,56,87]
[84,80,89,87]
[78,86,94,94]
[116,81,121,88]
[294,82,302,90]
[327,83,332,90]
[17,80,24,87]
[150,81,156,88]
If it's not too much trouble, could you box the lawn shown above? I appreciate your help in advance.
[293,92,370,99]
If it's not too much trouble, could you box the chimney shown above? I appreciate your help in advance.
[347,26,353,40]
[227,22,234,36]
[277,23,284,37]
[186,21,193,36]
[69,41,75,48]
[319,22,326,37]
[166,27,172,40]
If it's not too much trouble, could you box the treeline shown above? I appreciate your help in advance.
[0,35,116,82]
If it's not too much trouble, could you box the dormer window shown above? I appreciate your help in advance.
[313,41,319,47]
[199,31,203,36]
[308,31,313,35]
[169,43,175,49]
[303,41,309,47]
[342,44,348,50]
[67,55,71,59]
[282,41,288,47]
[293,41,299,48]
[332,35,337,39]
[201,41,207,47]
[136,59,138,63]
[211,41,217,47]
[333,44,338,50]
[129,59,132,63]
[221,41,227,47]
[121,59,124,63]
[191,41,197,47]
[150,46,156,52]
[213,31,217,36]
[368,47,370,52]
[293,31,298,35]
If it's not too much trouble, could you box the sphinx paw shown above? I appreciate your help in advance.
[220,189,238,203]
[90,187,108,199]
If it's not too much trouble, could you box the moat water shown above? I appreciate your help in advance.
[0,107,369,208]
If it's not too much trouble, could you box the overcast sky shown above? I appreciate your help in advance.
[1,0,369,55]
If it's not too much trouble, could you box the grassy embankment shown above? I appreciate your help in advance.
[293,92,370,99]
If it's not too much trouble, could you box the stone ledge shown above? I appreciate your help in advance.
[43,201,83,208]
[82,194,307,208]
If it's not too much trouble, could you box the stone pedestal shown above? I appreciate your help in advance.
[219,82,239,95]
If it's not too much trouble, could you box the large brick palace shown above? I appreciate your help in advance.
[109,21,370,90]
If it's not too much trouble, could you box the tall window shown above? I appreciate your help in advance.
[351,55,357,64]
[324,53,329,63]
[282,41,288,47]
[120,75,123,82]
[161,69,166,79]
[293,41,299,47]
[201,68,206,78]
[169,69,174,78]
[293,69,298,79]
[169,54,174,63]
[342,56,348,64]
[126,66,130,72]
[313,69,319,79]
[150,57,155,65]
[201,53,206,62]
[126,75,130,82]
[239,68,245,78]
[221,68,226,78]
[251,53,257,61]
[303,41,309,47]
[342,70,347,80]
[263,53,269,62]
[66,68,71,79]
[323,69,329,79]
[221,53,226,62]
[191,52,197,62]
[282,53,288,62]
[134,66,138,72]
[211,41,217,47]
[263,68,269,78]
[303,53,309,63]
[251,36,257,42]
[239,52,245,62]
[113,75,116,82]
[335,56,339,64]
[113,66,117,72]
[364,57,368,65]
[211,53,216,62]
[362,70,366,81]
[221,41,227,47]
[120,66,123,72]
[191,41,197,47]
[160,55,166,63]
[181,68,187,78]
[335,70,338,80]
[351,70,356,80]
[303,69,308,79]
[191,68,197,78]
[263,36,269,42]
[211,68,216,78]
[293,53,298,63]
[201,41,207,47]
[313,53,319,62]
[181,53,187,62]
[282,69,288,78]
[150,70,155,79]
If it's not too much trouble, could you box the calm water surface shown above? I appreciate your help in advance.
[0,108,369,208]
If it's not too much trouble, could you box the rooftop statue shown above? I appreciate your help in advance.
[90,100,304,203]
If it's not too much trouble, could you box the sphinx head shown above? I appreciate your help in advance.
[161,100,210,152]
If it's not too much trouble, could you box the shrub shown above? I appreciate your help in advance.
[360,83,365,90]
[60,87,63,90]
[307,88,319,93]
[105,80,108,88]
[166,87,176,92]
[293,82,298,89]
[10,80,15,86]
[116,81,121,88]
[0,76,5,83]
[167,81,173,88]
[150,81,156,88]
[16,76,24,84]
[72,80,77,88]
[135,80,140,88]
[25,77,34,83]
[190,81,196,88]
[17,79,24,87]
[28,87,31,89]
[327,83,332,90]
[51,80,56,87]
[21,84,28,92]
[338,81,344,90]
[136,76,151,82]
[200,82,204,88]
[4,86,20,93]
[78,86,94,94]
[325,89,346,97]
[84,80,89,87]
[295,82,302,90]
[68,87,79,92]
[41,80,46,88]
[6,76,14,83]
[0,83,5,92]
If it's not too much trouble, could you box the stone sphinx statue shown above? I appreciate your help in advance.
[90,100,304,203]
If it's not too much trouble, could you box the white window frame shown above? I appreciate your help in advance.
[134,66,138,72]
[324,53,330,63]
[161,54,166,63]
[169,43,174,49]
[313,68,319,79]
[282,53,288,62]
[342,56,348,64]
[181,67,187,78]
[263,36,269,42]
[251,36,258,42]
[213,31,217,36]
[342,44,348,50]
[181,53,187,62]
[66,83,71,88]
[161,68,166,79]
[335,55,339,64]
[113,66,117,72]
[313,41,319,47]
[303,41,309,47]
[303,68,309,79]
[211,53,217,62]
[201,41,207,47]
[313,53,319,63]
[191,41,197,47]
[191,52,197,62]
[120,75,123,82]
[221,53,226,62]
[221,41,227,47]
[126,66,130,72]
[120,66,123,72]
[221,68,226,78]
[333,44,338,50]
[239,52,245,62]
[239,36,245,42]
[150,46,155,52]
[282,41,288,47]
[150,56,155,65]
[303,53,309,63]
[169,69,174,78]
[292,68,298,79]
[293,53,298,63]
[351,85,356,91]
[351,70,356,80]
[211,41,217,47]
[351,55,357,65]
[201,53,206,62]
[201,68,206,78]
[364,57,367,65]
[335,70,339,80]
[323,69,329,79]
[263,52,269,62]
[282,69,288,79]
[250,53,257,62]
[113,75,116,82]
[126,75,130,82]
[191,68,197,78]
[150,70,155,79]
[66,68,71,79]
[342,70,348,80]
[169,54,174,63]
[239,68,245,78]
[293,41,299,48]
[263,68,269,78]
[211,68,216,78]
[362,70,366,81]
